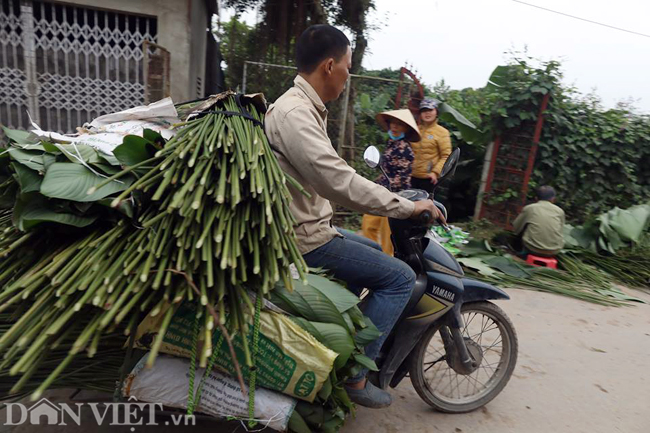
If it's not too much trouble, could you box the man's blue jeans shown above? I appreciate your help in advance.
[303,228,416,382]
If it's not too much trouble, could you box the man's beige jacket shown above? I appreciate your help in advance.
[265,75,415,254]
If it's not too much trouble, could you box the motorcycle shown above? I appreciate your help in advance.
[363,145,518,413]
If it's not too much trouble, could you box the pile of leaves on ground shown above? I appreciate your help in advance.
[562,203,650,290]
[436,204,650,305]
[0,94,381,432]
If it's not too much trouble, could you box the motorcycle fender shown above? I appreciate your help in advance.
[377,316,433,390]
[461,278,510,302]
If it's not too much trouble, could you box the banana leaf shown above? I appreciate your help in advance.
[7,149,44,172]
[353,317,382,346]
[484,256,532,278]
[438,102,487,144]
[565,204,650,254]
[306,275,360,314]
[40,163,133,202]
[458,238,493,256]
[274,280,348,330]
[42,154,56,171]
[113,135,157,167]
[599,205,650,244]
[2,126,37,144]
[289,409,315,433]
[352,354,378,371]
[295,401,325,426]
[291,318,354,370]
[457,256,499,277]
[486,65,511,90]
[563,224,598,251]
[593,287,645,303]
[317,377,332,400]
[272,274,384,432]
[11,162,42,193]
[12,193,98,230]
[51,143,102,165]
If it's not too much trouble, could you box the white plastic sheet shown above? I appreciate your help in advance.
[29,97,180,156]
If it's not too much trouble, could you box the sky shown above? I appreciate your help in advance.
[220,0,650,112]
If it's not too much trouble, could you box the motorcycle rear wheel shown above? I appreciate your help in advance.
[409,301,518,413]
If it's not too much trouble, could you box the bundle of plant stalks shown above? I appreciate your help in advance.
[457,242,644,306]
[0,305,126,400]
[562,247,650,290]
[0,92,308,399]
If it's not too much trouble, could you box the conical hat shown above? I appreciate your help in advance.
[375,109,421,142]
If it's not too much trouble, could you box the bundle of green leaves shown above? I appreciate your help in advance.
[430,225,469,255]
[457,242,643,306]
[0,126,158,229]
[271,274,381,433]
[564,203,650,254]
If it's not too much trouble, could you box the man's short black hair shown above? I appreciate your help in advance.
[537,185,556,201]
[296,25,350,73]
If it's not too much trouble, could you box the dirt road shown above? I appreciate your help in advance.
[2,288,649,433]
[345,288,650,433]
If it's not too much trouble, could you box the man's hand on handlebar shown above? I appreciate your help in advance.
[410,199,446,225]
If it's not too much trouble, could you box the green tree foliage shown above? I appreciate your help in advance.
[218,1,375,103]
[484,56,650,221]
[395,55,650,223]
[223,0,327,56]
[216,17,298,102]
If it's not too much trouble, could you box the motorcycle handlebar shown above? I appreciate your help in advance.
[420,210,450,233]
[416,197,450,228]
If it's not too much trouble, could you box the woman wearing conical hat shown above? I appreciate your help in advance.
[361,109,421,256]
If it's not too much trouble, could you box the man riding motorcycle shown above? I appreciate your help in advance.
[264,24,444,408]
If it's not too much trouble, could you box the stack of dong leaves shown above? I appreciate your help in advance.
[0,92,380,433]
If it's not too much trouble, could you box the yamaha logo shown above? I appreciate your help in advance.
[432,285,455,302]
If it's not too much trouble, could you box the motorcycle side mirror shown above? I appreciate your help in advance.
[438,148,461,182]
[364,146,381,168]
[364,145,393,191]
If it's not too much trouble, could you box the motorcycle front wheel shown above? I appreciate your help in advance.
[409,301,518,413]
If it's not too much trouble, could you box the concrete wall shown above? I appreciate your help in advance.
[62,0,204,103]
[189,0,208,100]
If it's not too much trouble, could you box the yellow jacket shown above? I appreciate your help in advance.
[412,120,452,178]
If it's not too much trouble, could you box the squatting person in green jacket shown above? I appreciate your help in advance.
[512,185,565,257]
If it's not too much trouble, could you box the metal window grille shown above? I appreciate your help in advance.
[0,0,158,135]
